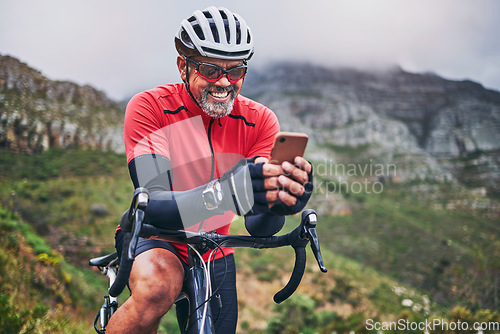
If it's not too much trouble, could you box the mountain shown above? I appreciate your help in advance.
[243,62,500,155]
[2,54,499,195]
[242,62,500,196]
[0,54,124,154]
[1,55,499,332]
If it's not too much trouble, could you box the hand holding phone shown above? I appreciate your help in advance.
[255,131,312,212]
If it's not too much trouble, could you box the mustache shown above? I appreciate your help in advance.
[208,85,236,92]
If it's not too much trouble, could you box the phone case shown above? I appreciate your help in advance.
[269,132,309,164]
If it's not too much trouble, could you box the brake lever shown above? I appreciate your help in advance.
[301,210,327,273]
[127,187,149,222]
[127,188,150,261]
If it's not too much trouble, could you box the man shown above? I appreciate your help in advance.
[108,6,313,333]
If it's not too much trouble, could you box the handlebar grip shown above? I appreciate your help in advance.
[109,232,132,297]
[273,246,306,304]
[109,188,149,298]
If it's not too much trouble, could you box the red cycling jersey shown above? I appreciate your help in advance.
[122,82,280,263]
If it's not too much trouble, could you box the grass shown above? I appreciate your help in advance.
[0,147,126,180]
[0,148,132,260]
[1,147,499,333]
[0,148,131,332]
[316,181,499,310]
[0,206,106,333]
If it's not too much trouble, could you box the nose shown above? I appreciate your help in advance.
[214,73,232,86]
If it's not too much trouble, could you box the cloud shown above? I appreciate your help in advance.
[1,0,499,99]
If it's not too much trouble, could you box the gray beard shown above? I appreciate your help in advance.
[199,86,237,118]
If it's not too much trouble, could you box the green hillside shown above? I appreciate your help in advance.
[0,148,499,333]
[0,204,104,333]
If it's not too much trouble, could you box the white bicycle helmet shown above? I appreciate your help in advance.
[175,6,254,60]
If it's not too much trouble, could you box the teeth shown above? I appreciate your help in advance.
[211,91,229,98]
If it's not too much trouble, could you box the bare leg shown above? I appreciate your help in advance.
[107,248,184,334]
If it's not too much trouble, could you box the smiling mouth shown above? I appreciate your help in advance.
[209,90,231,99]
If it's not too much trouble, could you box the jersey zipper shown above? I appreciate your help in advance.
[208,118,215,181]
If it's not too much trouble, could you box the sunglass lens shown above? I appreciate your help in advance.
[228,67,247,82]
[198,64,222,81]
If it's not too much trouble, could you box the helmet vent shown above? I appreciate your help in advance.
[180,30,194,46]
[193,24,205,41]
[235,20,241,44]
[202,47,252,58]
[225,22,231,43]
[209,20,220,43]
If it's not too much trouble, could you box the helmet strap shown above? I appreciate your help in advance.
[183,58,204,111]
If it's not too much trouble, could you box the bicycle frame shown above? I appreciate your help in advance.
[90,188,327,333]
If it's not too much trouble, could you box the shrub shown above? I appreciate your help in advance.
[0,294,25,334]
[266,293,318,334]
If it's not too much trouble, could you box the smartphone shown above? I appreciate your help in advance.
[269,132,309,165]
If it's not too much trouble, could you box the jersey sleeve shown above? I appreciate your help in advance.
[246,107,280,159]
[124,92,170,164]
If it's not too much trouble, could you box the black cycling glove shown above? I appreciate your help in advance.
[220,157,314,216]
[219,157,269,216]
[270,163,314,216]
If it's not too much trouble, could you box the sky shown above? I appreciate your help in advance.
[1,0,499,101]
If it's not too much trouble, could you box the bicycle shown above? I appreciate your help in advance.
[89,187,327,333]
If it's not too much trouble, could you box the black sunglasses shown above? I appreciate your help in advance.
[185,57,247,84]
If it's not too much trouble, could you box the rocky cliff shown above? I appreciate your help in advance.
[0,54,124,153]
[244,63,500,155]
[242,63,500,195]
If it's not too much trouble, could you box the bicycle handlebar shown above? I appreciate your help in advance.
[274,246,306,303]
[109,189,327,302]
[272,209,327,303]
[109,231,132,297]
[109,188,149,297]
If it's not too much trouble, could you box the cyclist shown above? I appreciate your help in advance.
[108,7,313,334]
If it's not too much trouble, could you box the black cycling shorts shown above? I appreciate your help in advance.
[115,229,189,278]
[115,230,238,333]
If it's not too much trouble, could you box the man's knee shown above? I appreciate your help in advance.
[128,248,184,312]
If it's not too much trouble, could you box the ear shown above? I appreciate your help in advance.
[177,56,187,82]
